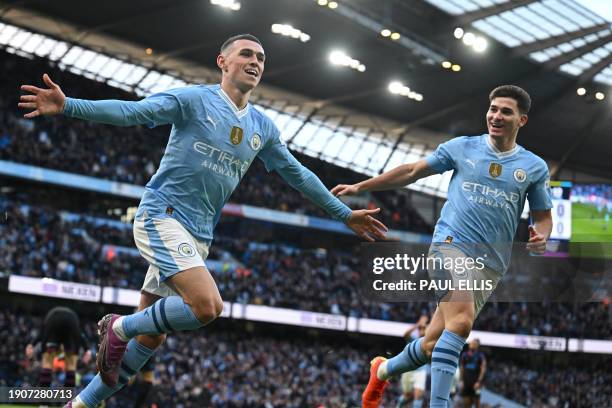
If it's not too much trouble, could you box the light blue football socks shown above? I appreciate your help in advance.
[386,337,428,377]
[430,330,465,407]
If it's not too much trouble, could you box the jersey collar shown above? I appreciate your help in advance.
[217,86,249,120]
[485,134,519,159]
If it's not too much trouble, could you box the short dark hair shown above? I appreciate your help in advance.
[489,85,531,114]
[220,34,262,54]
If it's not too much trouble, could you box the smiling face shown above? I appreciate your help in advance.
[486,96,528,140]
[217,39,265,93]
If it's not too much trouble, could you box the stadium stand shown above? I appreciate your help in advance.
[1,197,610,339]
[2,308,611,407]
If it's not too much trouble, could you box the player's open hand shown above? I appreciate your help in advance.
[346,208,388,241]
[526,225,547,254]
[19,73,66,118]
[331,183,360,197]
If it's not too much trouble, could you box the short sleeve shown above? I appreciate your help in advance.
[527,161,553,210]
[425,137,466,173]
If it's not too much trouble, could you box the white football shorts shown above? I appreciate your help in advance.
[133,215,210,298]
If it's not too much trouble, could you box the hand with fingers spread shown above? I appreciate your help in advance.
[331,183,360,197]
[19,73,66,118]
[526,225,547,254]
[346,208,388,242]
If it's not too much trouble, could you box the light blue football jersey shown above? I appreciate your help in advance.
[63,84,351,243]
[425,134,552,272]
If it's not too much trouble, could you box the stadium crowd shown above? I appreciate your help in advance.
[1,47,612,408]
[0,50,430,234]
[1,198,610,340]
[2,308,610,408]
[487,359,612,408]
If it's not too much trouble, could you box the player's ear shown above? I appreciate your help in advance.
[216,54,227,72]
[518,114,528,127]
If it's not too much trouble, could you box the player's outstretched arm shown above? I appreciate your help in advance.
[331,159,436,197]
[527,210,552,254]
[19,74,181,127]
[274,157,387,241]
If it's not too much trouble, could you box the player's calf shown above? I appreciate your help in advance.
[136,333,166,350]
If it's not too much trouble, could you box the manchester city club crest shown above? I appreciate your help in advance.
[250,133,262,150]
[178,243,196,257]
[230,126,243,145]
[489,163,502,178]
[514,168,527,183]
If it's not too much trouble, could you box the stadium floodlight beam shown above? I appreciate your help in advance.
[329,50,365,72]
[456,29,488,53]
[210,0,241,11]
[317,0,328,5]
[442,61,452,69]
[473,37,488,53]
[577,87,586,96]
[328,1,338,9]
[381,29,391,37]
[462,32,476,46]
[271,24,311,43]
[388,81,423,101]
[595,92,605,100]
[390,32,401,41]
[451,64,461,72]
[388,81,404,94]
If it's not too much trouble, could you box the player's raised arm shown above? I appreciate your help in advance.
[257,125,388,241]
[331,159,436,197]
[274,156,388,241]
[19,74,183,127]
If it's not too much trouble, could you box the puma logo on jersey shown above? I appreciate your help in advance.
[206,114,217,129]
[465,159,476,168]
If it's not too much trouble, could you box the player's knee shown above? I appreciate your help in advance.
[192,297,223,324]
[447,312,473,337]
[137,333,166,350]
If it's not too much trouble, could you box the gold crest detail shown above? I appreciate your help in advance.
[230,126,243,145]
[489,163,502,178]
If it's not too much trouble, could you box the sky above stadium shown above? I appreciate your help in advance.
[575,0,612,21]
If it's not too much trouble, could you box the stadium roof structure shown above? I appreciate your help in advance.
[1,0,612,186]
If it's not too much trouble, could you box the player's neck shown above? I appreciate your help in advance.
[488,134,516,152]
[220,82,251,110]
